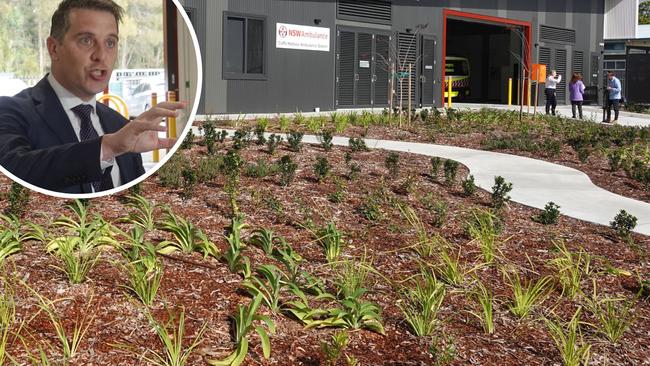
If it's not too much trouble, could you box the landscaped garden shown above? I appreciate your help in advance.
[0,108,649,365]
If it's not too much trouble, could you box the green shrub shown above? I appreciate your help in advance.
[358,193,383,222]
[244,159,278,179]
[197,156,223,183]
[232,128,253,150]
[419,108,429,122]
[462,175,477,196]
[278,155,298,187]
[314,156,331,182]
[349,137,369,152]
[201,119,218,154]
[224,150,243,216]
[491,176,513,210]
[328,178,347,204]
[534,202,561,225]
[217,130,228,144]
[266,134,283,155]
[610,210,637,240]
[287,131,304,152]
[181,167,197,199]
[158,154,190,189]
[608,149,623,171]
[577,146,591,163]
[430,157,442,181]
[254,122,267,145]
[443,160,459,186]
[318,130,334,151]
[180,129,194,150]
[4,182,30,218]
[385,152,400,177]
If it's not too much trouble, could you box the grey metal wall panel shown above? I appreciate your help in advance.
[226,0,336,113]
[194,0,227,115]
[195,0,604,113]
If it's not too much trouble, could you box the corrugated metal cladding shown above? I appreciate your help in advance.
[604,0,637,40]
[183,0,605,114]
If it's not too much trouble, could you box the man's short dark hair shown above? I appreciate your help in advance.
[50,0,124,41]
[608,70,615,76]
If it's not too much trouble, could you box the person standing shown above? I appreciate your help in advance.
[569,72,585,119]
[545,70,562,116]
[604,71,622,123]
[0,0,185,194]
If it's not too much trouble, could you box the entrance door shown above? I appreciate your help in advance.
[336,28,391,108]
[420,36,436,106]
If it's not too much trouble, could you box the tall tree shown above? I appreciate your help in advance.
[641,1,650,25]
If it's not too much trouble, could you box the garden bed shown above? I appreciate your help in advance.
[210,109,650,203]
[1,135,649,365]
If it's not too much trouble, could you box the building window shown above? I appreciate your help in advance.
[223,13,266,79]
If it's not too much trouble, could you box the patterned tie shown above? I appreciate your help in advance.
[71,104,114,192]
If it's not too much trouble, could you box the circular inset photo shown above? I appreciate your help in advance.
[0,0,202,198]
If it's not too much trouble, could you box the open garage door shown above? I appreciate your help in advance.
[442,9,531,106]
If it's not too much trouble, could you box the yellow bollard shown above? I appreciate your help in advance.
[152,92,159,163]
[508,78,512,106]
[167,91,177,139]
[447,76,453,109]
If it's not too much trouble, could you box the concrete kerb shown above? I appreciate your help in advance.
[192,126,650,236]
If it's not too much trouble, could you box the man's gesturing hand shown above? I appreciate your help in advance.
[101,101,187,161]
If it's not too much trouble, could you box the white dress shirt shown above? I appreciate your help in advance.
[47,73,121,190]
[546,75,562,89]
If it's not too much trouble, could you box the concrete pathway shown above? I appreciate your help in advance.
[305,134,650,236]
[186,127,650,235]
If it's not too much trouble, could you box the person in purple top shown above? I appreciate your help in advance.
[569,72,586,119]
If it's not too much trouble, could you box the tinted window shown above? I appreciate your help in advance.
[225,17,245,74]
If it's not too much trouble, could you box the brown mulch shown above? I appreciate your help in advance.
[1,140,649,365]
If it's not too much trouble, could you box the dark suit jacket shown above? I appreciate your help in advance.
[0,76,144,193]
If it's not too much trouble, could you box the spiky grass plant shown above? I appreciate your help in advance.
[468,279,495,334]
[397,268,446,336]
[0,279,17,365]
[316,223,344,263]
[26,286,95,362]
[208,294,275,366]
[122,194,159,231]
[248,228,279,256]
[223,214,250,275]
[435,248,465,287]
[585,280,634,344]
[547,242,592,300]
[0,228,22,263]
[544,308,591,366]
[157,208,219,259]
[320,331,349,366]
[241,264,287,314]
[334,252,374,299]
[141,306,207,366]
[47,201,118,283]
[466,209,502,265]
[119,228,163,306]
[504,270,552,320]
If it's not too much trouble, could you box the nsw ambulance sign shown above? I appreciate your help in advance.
[276,23,330,52]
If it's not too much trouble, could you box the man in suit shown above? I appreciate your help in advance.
[0,0,185,194]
